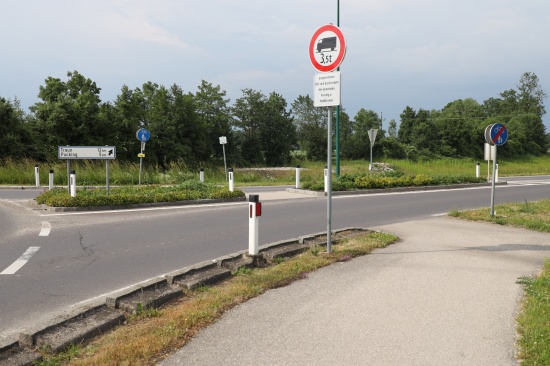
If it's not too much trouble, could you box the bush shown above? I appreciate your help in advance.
[35,185,245,207]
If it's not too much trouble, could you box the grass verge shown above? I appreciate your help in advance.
[450,199,550,365]
[36,231,397,366]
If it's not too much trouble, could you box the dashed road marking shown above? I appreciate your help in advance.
[39,221,51,236]
[0,247,41,275]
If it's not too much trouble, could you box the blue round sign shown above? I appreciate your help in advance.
[136,128,150,142]
[490,123,508,146]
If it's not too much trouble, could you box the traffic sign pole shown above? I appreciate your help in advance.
[327,107,333,253]
[490,146,497,217]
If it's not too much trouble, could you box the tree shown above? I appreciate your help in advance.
[194,81,233,160]
[291,95,327,160]
[388,119,397,139]
[233,89,266,164]
[260,92,296,166]
[0,97,34,160]
[29,71,109,160]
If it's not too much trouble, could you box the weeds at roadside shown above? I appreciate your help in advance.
[42,231,396,366]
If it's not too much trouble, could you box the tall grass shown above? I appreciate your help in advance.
[2,155,550,186]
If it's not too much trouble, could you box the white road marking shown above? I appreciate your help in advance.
[0,247,41,275]
[39,221,51,236]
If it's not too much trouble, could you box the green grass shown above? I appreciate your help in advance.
[516,262,550,365]
[35,231,398,366]
[451,199,550,364]
[3,156,550,187]
[449,199,550,233]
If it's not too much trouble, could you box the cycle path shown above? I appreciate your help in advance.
[159,216,550,366]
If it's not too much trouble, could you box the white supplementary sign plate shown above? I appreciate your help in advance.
[314,72,341,107]
[58,146,116,159]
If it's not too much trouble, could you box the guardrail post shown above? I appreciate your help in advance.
[34,165,40,187]
[200,168,205,183]
[249,195,261,256]
[296,165,301,189]
[70,170,76,197]
[228,168,234,192]
[49,170,54,190]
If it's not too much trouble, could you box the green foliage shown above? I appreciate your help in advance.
[35,184,245,207]
[303,171,484,191]
[516,261,550,365]
[0,70,547,166]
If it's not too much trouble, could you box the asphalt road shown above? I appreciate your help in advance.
[1,178,550,346]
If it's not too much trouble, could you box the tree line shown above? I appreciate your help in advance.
[0,71,546,167]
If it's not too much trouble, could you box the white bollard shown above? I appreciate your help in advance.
[476,162,480,178]
[228,168,234,192]
[49,170,54,190]
[200,168,204,183]
[70,170,76,197]
[495,163,499,183]
[34,165,40,187]
[324,166,328,193]
[295,165,301,189]
[248,195,261,256]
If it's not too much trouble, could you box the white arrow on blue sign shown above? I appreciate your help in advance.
[136,128,150,142]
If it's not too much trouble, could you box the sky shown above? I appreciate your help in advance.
[1,0,549,131]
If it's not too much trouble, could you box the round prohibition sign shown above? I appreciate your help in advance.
[309,24,346,73]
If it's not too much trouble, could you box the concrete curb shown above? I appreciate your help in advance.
[0,227,367,365]
[287,181,507,196]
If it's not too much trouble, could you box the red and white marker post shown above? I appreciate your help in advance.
[248,195,262,255]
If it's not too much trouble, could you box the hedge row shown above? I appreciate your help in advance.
[35,183,245,207]
[303,172,486,191]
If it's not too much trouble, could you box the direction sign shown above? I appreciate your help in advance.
[485,123,508,146]
[309,24,346,73]
[58,146,116,159]
[136,128,150,142]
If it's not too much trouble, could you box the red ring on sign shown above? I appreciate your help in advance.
[309,24,347,73]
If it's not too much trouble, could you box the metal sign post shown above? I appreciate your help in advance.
[58,146,116,193]
[484,123,508,217]
[136,128,150,186]
[368,129,378,171]
[310,24,346,254]
[220,136,228,181]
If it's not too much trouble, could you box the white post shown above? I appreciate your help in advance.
[200,168,205,183]
[106,160,110,194]
[49,170,54,190]
[495,162,499,183]
[228,168,234,192]
[70,170,76,197]
[248,194,260,256]
[324,166,328,193]
[34,165,40,187]
[476,162,480,178]
[295,165,301,189]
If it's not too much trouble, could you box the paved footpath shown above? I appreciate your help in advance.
[159,216,550,366]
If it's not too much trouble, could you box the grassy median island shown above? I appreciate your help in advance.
[304,170,485,191]
[35,231,397,366]
[35,181,245,207]
[451,199,550,365]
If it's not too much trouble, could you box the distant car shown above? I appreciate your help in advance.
[317,37,337,52]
